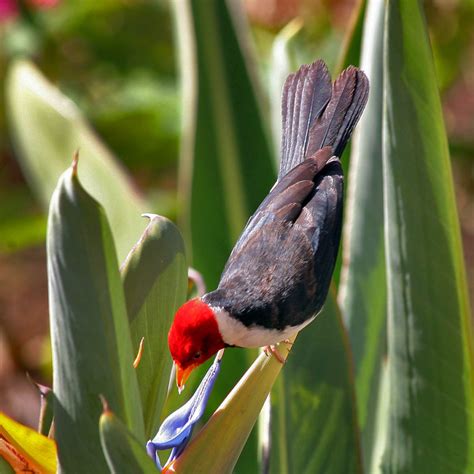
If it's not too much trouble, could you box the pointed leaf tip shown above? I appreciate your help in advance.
[99,394,111,414]
[72,150,79,176]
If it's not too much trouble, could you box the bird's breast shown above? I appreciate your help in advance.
[212,305,316,348]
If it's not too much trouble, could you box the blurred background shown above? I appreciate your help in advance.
[0,0,473,431]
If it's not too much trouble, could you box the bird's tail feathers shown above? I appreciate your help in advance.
[279,61,369,179]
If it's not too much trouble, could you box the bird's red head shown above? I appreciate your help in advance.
[168,298,225,391]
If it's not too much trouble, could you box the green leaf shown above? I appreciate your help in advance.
[381,1,474,471]
[6,60,148,261]
[48,163,144,472]
[171,2,276,470]
[121,214,188,438]
[338,0,386,467]
[269,292,363,474]
[99,403,157,474]
[174,0,276,290]
[166,339,294,474]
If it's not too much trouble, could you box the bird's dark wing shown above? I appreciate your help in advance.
[228,147,334,261]
[206,148,342,329]
[204,61,368,331]
[295,159,343,310]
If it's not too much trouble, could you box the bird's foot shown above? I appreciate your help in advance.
[263,345,286,364]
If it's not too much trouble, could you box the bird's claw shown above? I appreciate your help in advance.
[263,345,286,364]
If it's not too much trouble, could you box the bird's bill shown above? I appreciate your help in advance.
[176,364,194,393]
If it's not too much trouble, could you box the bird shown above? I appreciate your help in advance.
[168,59,369,391]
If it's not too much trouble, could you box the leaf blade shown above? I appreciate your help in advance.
[99,406,157,474]
[269,293,363,474]
[48,164,144,471]
[167,339,294,473]
[121,214,188,438]
[171,2,276,470]
[338,0,387,466]
[6,60,148,261]
[381,1,474,471]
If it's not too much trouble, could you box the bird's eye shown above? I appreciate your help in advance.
[193,352,201,360]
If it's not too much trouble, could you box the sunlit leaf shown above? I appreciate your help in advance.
[167,339,294,473]
[121,214,188,438]
[338,0,386,467]
[48,162,144,471]
[6,60,148,261]
[381,0,474,471]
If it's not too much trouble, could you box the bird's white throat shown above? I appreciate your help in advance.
[211,305,315,348]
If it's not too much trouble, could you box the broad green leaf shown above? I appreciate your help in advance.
[6,60,147,261]
[382,1,474,472]
[166,339,295,474]
[269,292,362,474]
[174,0,276,289]
[99,404,157,474]
[121,214,188,438]
[368,362,389,474]
[172,1,275,470]
[0,412,56,474]
[48,163,144,472]
[338,0,386,466]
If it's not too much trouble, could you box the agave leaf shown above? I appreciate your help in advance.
[48,163,144,472]
[381,0,474,471]
[0,412,57,474]
[166,339,294,473]
[269,292,363,474]
[99,403,157,474]
[121,214,188,438]
[174,0,275,289]
[6,60,147,261]
[171,1,275,469]
[338,0,387,466]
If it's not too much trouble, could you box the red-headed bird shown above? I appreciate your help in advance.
[169,60,369,390]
